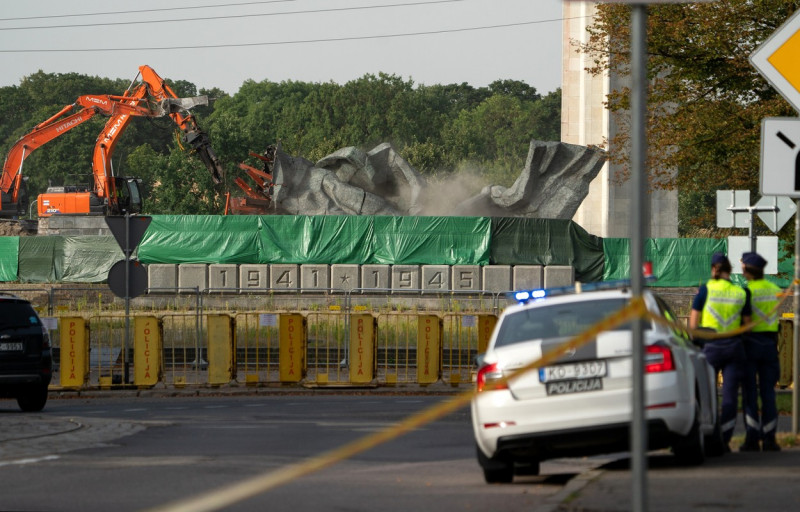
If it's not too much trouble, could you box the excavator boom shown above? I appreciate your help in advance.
[138,65,224,184]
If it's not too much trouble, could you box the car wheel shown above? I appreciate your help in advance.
[673,402,705,466]
[476,445,514,484]
[17,383,48,412]
[704,408,726,457]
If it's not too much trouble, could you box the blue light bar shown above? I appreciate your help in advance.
[509,276,657,304]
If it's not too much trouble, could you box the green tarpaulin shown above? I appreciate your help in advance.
[138,215,492,265]
[0,236,19,282]
[17,236,123,283]
[490,218,604,282]
[138,215,261,264]
[602,238,793,288]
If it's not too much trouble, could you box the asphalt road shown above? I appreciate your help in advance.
[0,393,606,512]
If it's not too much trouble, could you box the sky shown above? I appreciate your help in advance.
[0,0,565,96]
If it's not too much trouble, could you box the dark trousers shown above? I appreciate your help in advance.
[703,337,746,444]
[743,332,780,442]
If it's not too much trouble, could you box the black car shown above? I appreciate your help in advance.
[0,294,52,411]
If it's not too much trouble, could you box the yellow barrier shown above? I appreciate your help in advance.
[207,314,235,385]
[279,313,307,383]
[59,316,89,389]
[134,316,162,387]
[349,314,377,384]
[417,315,442,385]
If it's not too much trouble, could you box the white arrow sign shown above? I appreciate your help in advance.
[755,195,797,232]
[760,118,800,198]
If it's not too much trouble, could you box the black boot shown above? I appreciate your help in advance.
[739,437,761,452]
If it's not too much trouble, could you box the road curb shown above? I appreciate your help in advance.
[537,469,605,512]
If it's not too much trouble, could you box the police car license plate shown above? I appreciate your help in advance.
[538,360,607,383]
[0,342,24,351]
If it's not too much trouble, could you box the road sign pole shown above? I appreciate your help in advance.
[630,5,648,512]
[794,199,799,435]
[124,212,131,385]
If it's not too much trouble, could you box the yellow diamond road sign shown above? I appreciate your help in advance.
[751,9,800,112]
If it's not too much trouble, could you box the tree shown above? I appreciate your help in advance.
[581,1,799,234]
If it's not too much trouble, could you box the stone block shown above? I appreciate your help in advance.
[391,265,420,294]
[513,265,543,290]
[421,265,450,294]
[301,264,330,292]
[482,265,512,293]
[331,264,360,292]
[209,264,239,293]
[544,266,575,288]
[270,264,300,291]
[361,265,390,293]
[178,264,208,293]
[147,264,178,294]
[239,264,268,292]
[451,265,481,292]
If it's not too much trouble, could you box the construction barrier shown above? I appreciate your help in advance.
[349,314,377,384]
[48,309,492,389]
[417,315,442,385]
[304,310,347,384]
[279,313,307,383]
[233,312,280,386]
[134,316,162,387]
[207,314,235,385]
[59,316,89,389]
[161,313,206,387]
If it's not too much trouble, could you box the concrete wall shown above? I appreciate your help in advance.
[147,263,575,294]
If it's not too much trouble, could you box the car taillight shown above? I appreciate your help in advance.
[476,362,508,392]
[644,344,674,373]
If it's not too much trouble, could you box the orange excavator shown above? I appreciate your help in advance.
[0,65,223,218]
[37,65,224,217]
[0,93,168,217]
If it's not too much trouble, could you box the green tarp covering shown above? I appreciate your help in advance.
[0,236,19,282]
[138,216,261,264]
[602,238,793,288]
[371,216,491,265]
[139,215,492,265]
[490,218,604,282]
[603,238,727,287]
[17,236,123,283]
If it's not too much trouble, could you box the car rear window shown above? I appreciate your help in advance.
[0,302,41,329]
[494,298,651,348]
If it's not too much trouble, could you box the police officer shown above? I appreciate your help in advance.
[740,252,782,452]
[689,252,751,452]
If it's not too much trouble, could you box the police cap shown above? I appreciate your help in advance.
[741,251,767,269]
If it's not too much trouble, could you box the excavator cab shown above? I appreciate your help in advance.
[111,177,143,215]
[37,177,142,217]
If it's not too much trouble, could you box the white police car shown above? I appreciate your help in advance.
[471,283,722,483]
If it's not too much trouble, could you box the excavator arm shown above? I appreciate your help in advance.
[138,65,224,184]
[0,95,164,217]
